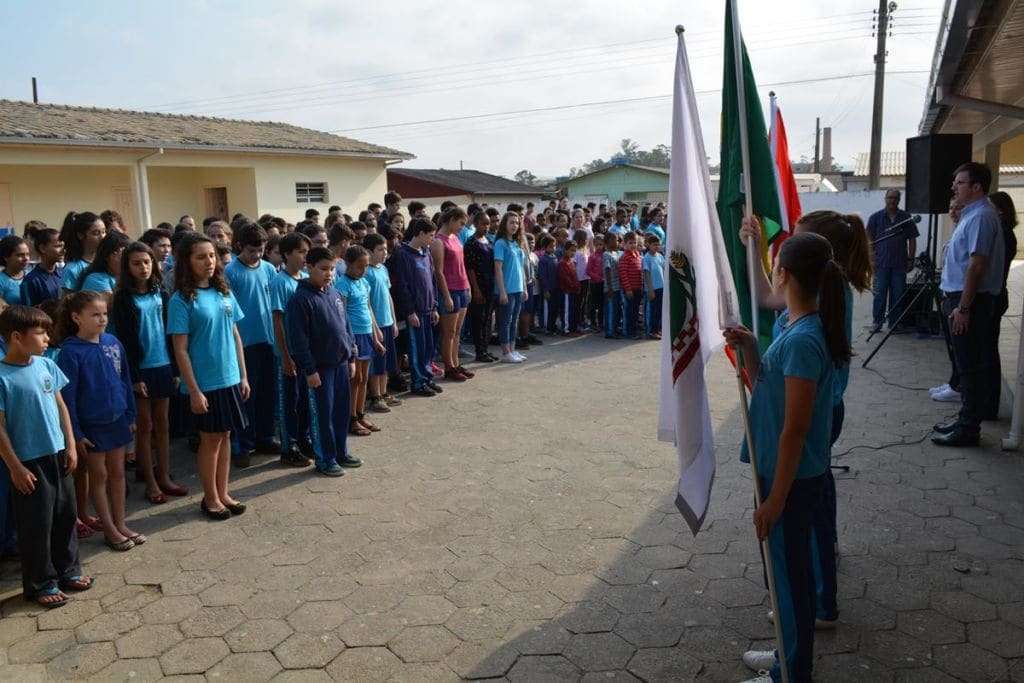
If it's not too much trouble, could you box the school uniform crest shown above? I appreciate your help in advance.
[103,344,123,375]
[222,299,234,318]
[42,375,54,393]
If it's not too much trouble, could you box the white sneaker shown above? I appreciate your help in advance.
[932,387,962,403]
[512,351,527,362]
[740,675,772,683]
[742,650,776,672]
[500,352,520,364]
[767,609,838,630]
[929,383,950,396]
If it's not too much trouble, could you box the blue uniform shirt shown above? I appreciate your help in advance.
[335,274,373,334]
[642,252,665,291]
[940,197,1006,295]
[167,288,244,393]
[270,270,308,313]
[493,238,525,295]
[867,209,918,271]
[364,264,395,328]
[458,225,476,246]
[80,272,116,293]
[134,291,171,369]
[225,258,276,346]
[62,259,90,291]
[0,357,68,462]
[742,313,834,482]
[0,272,25,304]
[644,224,666,245]
[20,265,62,306]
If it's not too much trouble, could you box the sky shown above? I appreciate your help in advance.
[0,0,945,179]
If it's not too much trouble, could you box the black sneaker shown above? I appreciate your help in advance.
[526,335,543,345]
[486,352,501,362]
[412,385,436,397]
[427,381,444,394]
[255,439,281,454]
[515,339,530,350]
[340,454,363,468]
[280,448,311,468]
[387,375,409,393]
[475,353,495,363]
[297,440,316,458]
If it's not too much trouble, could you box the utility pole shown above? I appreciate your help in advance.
[814,117,821,173]
[31,77,38,104]
[868,0,893,190]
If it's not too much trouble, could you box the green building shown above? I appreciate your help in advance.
[558,163,669,205]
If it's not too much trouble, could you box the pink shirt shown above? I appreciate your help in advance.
[586,251,605,282]
[437,232,469,291]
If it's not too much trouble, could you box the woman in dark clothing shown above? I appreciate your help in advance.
[985,192,1019,418]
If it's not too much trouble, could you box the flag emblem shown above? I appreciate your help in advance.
[669,251,700,383]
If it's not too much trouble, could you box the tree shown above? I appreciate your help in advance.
[513,169,538,186]
[565,140,670,178]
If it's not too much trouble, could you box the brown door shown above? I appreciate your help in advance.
[204,187,229,221]
[111,186,134,234]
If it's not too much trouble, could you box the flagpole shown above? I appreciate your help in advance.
[727,4,790,682]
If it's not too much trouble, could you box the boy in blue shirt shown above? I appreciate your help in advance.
[388,219,442,396]
[285,248,363,477]
[0,305,91,608]
[642,234,666,339]
[362,234,401,413]
[225,223,279,465]
[271,232,313,467]
[20,229,65,307]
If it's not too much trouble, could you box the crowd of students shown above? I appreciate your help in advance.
[0,195,668,607]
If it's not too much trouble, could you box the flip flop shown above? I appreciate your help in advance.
[106,538,135,552]
[159,482,189,497]
[84,516,104,532]
[127,534,147,546]
[60,575,93,592]
[33,586,68,609]
[75,521,94,539]
[145,489,167,505]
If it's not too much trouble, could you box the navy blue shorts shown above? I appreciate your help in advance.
[439,288,470,314]
[371,326,398,376]
[136,364,175,400]
[82,414,133,452]
[353,333,374,361]
[192,384,248,434]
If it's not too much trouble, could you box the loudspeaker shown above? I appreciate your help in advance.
[905,134,973,214]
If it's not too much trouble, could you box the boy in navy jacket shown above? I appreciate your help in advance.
[387,218,441,397]
[285,248,362,477]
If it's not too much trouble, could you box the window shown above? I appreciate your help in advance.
[296,182,328,203]
[623,191,649,201]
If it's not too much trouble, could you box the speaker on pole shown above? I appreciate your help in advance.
[905,134,973,214]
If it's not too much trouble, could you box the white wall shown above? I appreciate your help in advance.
[796,190,890,221]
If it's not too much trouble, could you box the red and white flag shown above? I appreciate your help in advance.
[768,93,802,258]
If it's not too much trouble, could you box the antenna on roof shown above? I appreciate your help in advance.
[31,77,38,104]
[460,160,464,171]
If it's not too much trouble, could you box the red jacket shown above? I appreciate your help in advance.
[558,258,582,294]
[618,250,643,292]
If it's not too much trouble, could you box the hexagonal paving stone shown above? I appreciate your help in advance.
[207,651,282,681]
[703,577,765,608]
[564,631,635,671]
[224,618,293,653]
[896,610,965,645]
[342,585,405,614]
[179,605,246,637]
[507,654,581,681]
[45,642,116,679]
[100,584,161,612]
[445,639,520,679]
[968,620,1024,658]
[445,579,511,608]
[240,589,305,619]
[286,601,354,633]
[139,594,202,625]
[90,656,164,681]
[392,595,457,626]
[124,560,181,586]
[633,545,691,570]
[602,585,665,613]
[335,612,405,647]
[627,646,703,680]
[272,669,334,683]
[445,554,504,582]
[7,630,75,664]
[114,623,183,658]
[445,606,515,641]
[933,642,1008,681]
[931,590,998,622]
[813,652,894,682]
[388,625,460,663]
[0,617,37,647]
[159,569,220,596]
[75,611,142,644]
[962,574,1024,604]
[614,610,688,648]
[159,636,231,675]
[506,620,573,655]
[36,599,101,630]
[274,632,346,669]
[839,598,897,630]
[688,553,747,580]
[499,590,565,621]
[859,630,933,668]
[327,646,404,681]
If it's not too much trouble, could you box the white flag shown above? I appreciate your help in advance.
[657,28,741,535]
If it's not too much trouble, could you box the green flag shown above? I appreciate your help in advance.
[717,0,783,351]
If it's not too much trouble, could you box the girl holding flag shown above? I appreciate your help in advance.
[725,231,851,683]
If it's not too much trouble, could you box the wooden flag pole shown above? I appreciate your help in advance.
[729,2,790,681]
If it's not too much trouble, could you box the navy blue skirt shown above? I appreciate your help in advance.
[137,365,175,400]
[192,384,248,434]
[82,414,133,452]
[354,333,374,361]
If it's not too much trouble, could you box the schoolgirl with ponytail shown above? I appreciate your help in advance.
[59,212,107,294]
[725,232,849,683]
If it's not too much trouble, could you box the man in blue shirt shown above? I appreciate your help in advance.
[866,189,917,330]
[933,162,1005,447]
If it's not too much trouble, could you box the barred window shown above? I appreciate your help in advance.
[296,182,328,203]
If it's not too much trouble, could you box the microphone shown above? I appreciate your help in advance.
[870,214,921,246]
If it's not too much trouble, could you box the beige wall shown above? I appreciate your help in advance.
[0,164,132,232]
[254,156,387,224]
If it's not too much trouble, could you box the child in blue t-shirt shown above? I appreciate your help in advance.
[77,233,129,298]
[725,232,849,683]
[111,242,186,506]
[362,234,401,413]
[57,291,140,552]
[225,223,279,463]
[0,235,31,305]
[642,234,666,339]
[0,304,92,607]
[271,232,313,467]
[59,211,106,294]
[336,245,385,436]
[169,233,250,521]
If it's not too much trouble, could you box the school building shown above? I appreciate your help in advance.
[386,168,550,214]
[0,100,413,235]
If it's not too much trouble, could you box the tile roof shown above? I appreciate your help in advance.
[387,168,545,194]
[854,151,1024,177]
[0,100,412,159]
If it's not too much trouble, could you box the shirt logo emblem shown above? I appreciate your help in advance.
[43,376,53,393]
[223,300,233,318]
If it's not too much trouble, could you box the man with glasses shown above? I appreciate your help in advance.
[933,162,1004,447]
[866,189,917,331]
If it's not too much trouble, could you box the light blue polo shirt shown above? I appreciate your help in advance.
[363,263,395,328]
[0,272,25,304]
[458,225,476,246]
[133,290,171,369]
[608,224,629,237]
[335,274,373,334]
[645,224,666,245]
[642,252,665,291]
[80,272,116,293]
[940,197,1005,294]
[61,259,90,291]
[493,238,525,295]
[0,356,68,461]
[741,313,833,482]
[270,270,308,313]
[225,258,276,346]
[167,287,244,393]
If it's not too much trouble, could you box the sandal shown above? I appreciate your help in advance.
[145,489,167,505]
[105,537,135,552]
[159,482,189,497]
[357,414,380,433]
[75,520,94,539]
[127,534,147,546]
[32,586,68,609]
[349,419,371,437]
[84,516,104,532]
[60,575,94,592]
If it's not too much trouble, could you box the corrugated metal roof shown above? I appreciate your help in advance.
[0,100,412,159]
[853,151,1024,177]
[387,168,544,194]
[560,163,670,185]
